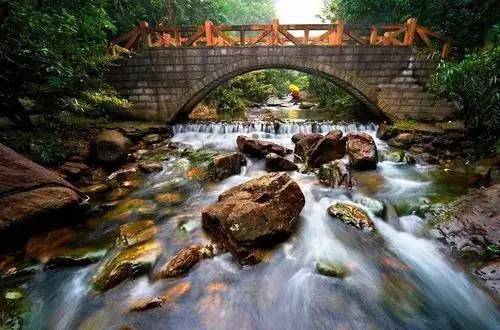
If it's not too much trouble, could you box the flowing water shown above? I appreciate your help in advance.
[1,114,499,329]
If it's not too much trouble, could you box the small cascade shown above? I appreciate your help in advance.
[173,121,378,135]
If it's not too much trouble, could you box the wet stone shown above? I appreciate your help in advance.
[156,245,202,279]
[327,202,374,231]
[138,160,163,174]
[80,183,109,194]
[92,240,163,291]
[117,220,158,248]
[143,134,162,145]
[316,259,348,278]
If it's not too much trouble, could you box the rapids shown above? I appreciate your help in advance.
[2,117,499,329]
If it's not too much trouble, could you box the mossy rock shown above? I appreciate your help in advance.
[0,287,29,330]
[327,202,374,231]
[315,259,348,278]
[91,240,163,291]
[117,221,158,248]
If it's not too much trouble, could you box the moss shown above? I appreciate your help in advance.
[0,287,29,330]
[393,120,418,131]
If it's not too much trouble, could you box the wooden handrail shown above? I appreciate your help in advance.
[110,18,451,58]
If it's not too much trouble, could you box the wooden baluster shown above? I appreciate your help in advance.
[382,32,392,46]
[174,28,181,46]
[370,26,378,45]
[404,18,417,45]
[304,28,309,45]
[328,30,335,45]
[240,26,245,46]
[441,40,451,58]
[164,33,171,47]
[272,19,280,45]
[205,20,213,46]
[335,19,344,45]
[139,21,152,47]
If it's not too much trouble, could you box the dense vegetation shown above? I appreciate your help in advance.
[322,0,500,150]
[0,0,275,127]
[203,69,357,118]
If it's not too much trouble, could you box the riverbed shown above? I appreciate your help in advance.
[0,106,499,329]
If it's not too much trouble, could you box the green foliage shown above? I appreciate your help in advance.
[321,0,500,54]
[68,88,130,117]
[205,70,279,118]
[431,46,500,149]
[0,130,70,165]
[307,76,357,108]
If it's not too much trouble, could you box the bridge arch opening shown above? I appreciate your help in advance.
[171,57,388,123]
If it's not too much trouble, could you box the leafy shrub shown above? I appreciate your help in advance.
[70,88,130,117]
[307,75,357,108]
[0,131,70,165]
[431,46,500,150]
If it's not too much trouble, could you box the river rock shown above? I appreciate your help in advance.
[376,123,396,140]
[92,240,162,291]
[0,144,84,243]
[212,152,247,180]
[117,221,158,248]
[476,261,500,295]
[202,172,305,264]
[434,184,500,256]
[293,133,323,161]
[237,136,291,158]
[138,160,163,173]
[316,259,348,278]
[265,153,298,172]
[327,202,374,231]
[156,245,202,278]
[346,132,378,170]
[387,133,416,149]
[142,134,162,145]
[317,160,353,188]
[60,162,90,177]
[307,130,346,168]
[299,102,315,109]
[92,130,132,164]
[291,132,308,143]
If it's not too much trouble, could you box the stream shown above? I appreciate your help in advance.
[1,101,499,329]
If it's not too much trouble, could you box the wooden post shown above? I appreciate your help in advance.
[240,26,245,45]
[205,20,213,46]
[304,28,309,45]
[382,32,392,46]
[404,18,417,45]
[370,26,378,45]
[335,19,344,45]
[139,21,152,47]
[272,19,279,45]
[174,28,181,46]
[441,40,451,58]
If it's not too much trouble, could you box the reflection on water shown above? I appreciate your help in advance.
[2,118,499,330]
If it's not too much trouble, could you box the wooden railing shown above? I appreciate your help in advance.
[110,18,451,58]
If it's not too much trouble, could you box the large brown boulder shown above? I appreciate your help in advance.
[435,185,500,255]
[307,130,346,168]
[293,133,323,161]
[202,172,305,265]
[0,144,84,243]
[92,130,133,164]
[237,136,291,158]
[265,153,298,172]
[212,152,247,180]
[346,133,378,170]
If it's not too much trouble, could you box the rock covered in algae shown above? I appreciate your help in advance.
[117,220,158,248]
[92,240,162,291]
[327,202,374,231]
[315,259,348,278]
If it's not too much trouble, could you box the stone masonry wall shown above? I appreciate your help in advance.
[106,46,455,122]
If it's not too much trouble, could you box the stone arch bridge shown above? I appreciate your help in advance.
[106,20,455,122]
